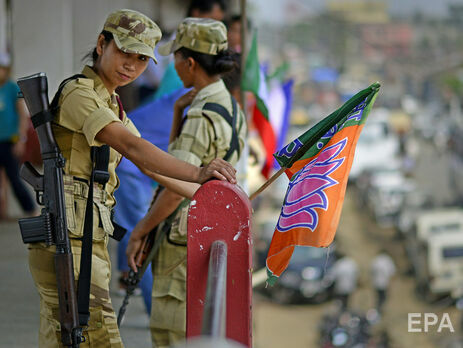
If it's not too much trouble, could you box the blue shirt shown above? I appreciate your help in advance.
[152,62,183,101]
[0,80,20,141]
[116,87,189,178]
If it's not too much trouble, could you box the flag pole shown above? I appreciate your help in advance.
[249,167,286,201]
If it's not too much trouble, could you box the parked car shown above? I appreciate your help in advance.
[355,165,414,228]
[407,209,463,299]
[262,245,337,304]
[415,209,463,242]
[365,170,416,228]
[427,234,463,295]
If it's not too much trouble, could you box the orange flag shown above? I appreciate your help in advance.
[266,83,380,284]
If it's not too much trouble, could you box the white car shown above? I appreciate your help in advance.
[415,208,463,242]
[427,234,463,294]
[350,109,399,181]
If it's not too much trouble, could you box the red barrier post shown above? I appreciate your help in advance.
[187,180,252,347]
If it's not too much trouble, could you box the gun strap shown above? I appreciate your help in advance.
[202,96,240,162]
[50,74,86,114]
[92,145,110,186]
[76,144,113,326]
[77,148,95,326]
[31,110,55,129]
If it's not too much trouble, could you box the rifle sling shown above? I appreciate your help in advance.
[31,110,54,128]
[202,96,240,162]
[50,74,86,113]
[77,150,94,326]
[76,145,112,326]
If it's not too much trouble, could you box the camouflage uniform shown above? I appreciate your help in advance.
[28,10,161,348]
[150,18,247,348]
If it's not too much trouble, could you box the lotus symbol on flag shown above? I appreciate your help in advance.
[277,138,347,232]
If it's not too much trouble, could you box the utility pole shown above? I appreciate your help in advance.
[240,0,247,114]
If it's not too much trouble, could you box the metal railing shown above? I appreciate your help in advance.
[186,180,252,347]
[201,240,227,338]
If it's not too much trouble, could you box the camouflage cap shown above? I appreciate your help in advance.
[103,9,162,63]
[158,17,228,56]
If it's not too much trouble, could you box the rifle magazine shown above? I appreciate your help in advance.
[18,212,53,245]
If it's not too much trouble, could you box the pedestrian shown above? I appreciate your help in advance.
[370,249,396,314]
[126,17,247,348]
[0,52,37,219]
[27,9,236,348]
[329,252,359,312]
[225,15,251,54]
[221,51,249,193]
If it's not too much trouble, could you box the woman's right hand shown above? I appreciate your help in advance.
[174,88,197,111]
[126,220,150,272]
[197,158,237,184]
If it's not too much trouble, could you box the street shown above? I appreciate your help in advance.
[0,137,462,348]
[253,136,463,348]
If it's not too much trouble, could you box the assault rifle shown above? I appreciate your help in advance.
[117,186,168,327]
[17,73,83,347]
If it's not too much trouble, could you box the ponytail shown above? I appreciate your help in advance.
[82,30,114,64]
[177,47,237,76]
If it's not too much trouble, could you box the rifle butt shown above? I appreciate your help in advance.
[55,253,81,347]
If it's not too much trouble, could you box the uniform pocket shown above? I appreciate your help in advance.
[168,205,189,245]
[65,190,77,232]
[67,195,106,241]
[86,307,123,347]
[150,295,186,332]
[95,201,114,237]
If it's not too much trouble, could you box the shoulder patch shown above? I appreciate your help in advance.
[75,77,94,87]
[60,77,93,98]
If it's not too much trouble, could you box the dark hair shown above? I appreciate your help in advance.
[177,47,236,76]
[82,30,113,64]
[187,0,227,17]
[222,52,241,92]
[226,15,251,30]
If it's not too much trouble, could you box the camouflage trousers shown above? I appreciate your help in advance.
[28,235,123,347]
[150,238,187,348]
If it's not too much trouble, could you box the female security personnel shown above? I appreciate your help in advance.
[28,10,236,348]
[126,17,247,347]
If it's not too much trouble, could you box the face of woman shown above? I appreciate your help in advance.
[174,51,194,88]
[96,36,149,93]
[227,21,241,52]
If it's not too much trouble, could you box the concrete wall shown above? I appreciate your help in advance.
[12,0,74,95]
[0,0,7,54]
[10,0,159,95]
[9,0,242,97]
[70,0,159,73]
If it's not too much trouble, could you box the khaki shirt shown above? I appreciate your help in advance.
[165,79,247,243]
[168,79,246,166]
[53,65,140,208]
